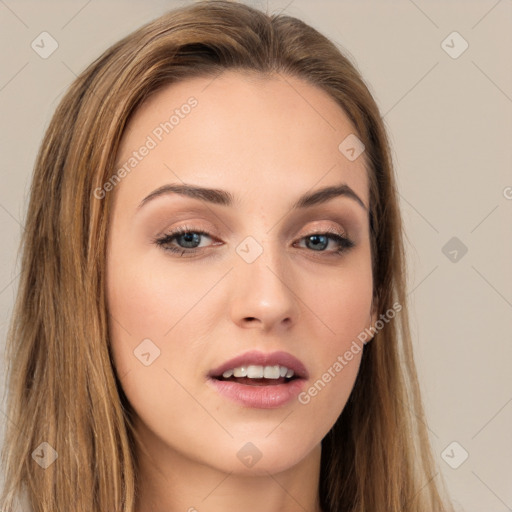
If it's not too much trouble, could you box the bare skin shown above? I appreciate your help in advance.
[106,70,376,512]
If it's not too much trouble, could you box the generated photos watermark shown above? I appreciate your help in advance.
[298,301,402,405]
[93,96,198,199]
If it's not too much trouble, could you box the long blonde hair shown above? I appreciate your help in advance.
[1,1,454,511]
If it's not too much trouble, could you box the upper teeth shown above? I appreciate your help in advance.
[222,365,295,379]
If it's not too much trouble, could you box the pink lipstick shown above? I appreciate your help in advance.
[207,350,308,409]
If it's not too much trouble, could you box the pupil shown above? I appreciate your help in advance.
[307,234,327,251]
[180,232,200,248]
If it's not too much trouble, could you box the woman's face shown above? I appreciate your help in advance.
[106,70,376,477]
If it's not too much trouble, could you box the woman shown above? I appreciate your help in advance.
[0,1,455,511]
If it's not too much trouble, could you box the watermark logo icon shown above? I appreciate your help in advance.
[236,236,263,264]
[31,32,59,59]
[32,442,58,469]
[237,442,263,468]
[441,441,469,469]
[338,134,365,161]
[134,338,161,366]
[442,236,468,263]
[441,31,468,59]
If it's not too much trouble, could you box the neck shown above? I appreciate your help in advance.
[134,430,323,512]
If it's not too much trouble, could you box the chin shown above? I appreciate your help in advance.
[198,436,319,476]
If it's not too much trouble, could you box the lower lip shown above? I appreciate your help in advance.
[207,378,306,409]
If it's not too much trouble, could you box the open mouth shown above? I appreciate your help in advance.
[211,364,300,386]
[214,375,298,386]
[207,358,307,408]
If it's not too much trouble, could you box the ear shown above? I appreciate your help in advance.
[363,300,379,343]
[369,299,378,330]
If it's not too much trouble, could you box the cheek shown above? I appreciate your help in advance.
[307,253,373,346]
[105,254,211,435]
[105,245,223,405]
[297,256,372,415]
[106,245,174,377]
[106,251,212,343]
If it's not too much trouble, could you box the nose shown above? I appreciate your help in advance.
[229,238,300,333]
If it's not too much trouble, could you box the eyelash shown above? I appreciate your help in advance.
[153,224,355,258]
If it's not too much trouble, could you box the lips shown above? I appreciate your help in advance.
[208,350,309,380]
[206,350,308,408]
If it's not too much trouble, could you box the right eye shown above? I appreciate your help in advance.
[153,225,221,257]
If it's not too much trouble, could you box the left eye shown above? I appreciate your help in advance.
[295,232,354,253]
[154,226,354,257]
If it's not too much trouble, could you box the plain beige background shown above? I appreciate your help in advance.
[1,1,511,511]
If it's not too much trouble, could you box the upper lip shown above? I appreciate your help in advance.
[208,350,309,379]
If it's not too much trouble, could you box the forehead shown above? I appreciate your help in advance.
[114,70,369,210]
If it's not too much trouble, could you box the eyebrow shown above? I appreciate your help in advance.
[137,182,367,211]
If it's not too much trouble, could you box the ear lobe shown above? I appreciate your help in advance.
[362,302,378,343]
[369,300,378,330]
